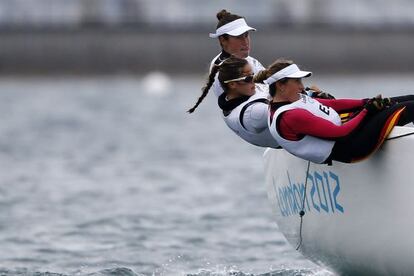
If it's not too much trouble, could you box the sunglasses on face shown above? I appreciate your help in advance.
[223,75,254,84]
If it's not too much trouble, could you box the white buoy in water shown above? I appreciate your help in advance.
[142,71,172,97]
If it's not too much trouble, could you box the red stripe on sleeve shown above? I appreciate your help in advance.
[278,108,368,140]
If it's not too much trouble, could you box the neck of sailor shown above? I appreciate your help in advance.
[226,87,239,100]
[272,78,304,103]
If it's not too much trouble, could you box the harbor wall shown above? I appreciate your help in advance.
[0,28,414,74]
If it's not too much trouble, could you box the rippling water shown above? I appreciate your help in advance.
[0,74,413,276]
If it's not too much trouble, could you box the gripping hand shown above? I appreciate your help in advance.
[305,87,335,99]
[364,95,385,114]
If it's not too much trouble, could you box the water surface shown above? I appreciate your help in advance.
[0,74,413,275]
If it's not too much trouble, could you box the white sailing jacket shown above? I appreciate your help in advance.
[268,94,341,163]
[222,91,280,148]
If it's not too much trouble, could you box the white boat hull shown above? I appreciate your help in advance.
[264,126,414,275]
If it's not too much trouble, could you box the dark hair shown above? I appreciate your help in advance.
[216,9,243,29]
[217,57,248,90]
[254,58,294,97]
[187,64,219,113]
[187,57,248,113]
[215,9,243,40]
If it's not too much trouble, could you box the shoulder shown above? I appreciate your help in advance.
[243,101,268,132]
[246,102,268,119]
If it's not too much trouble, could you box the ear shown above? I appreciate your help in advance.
[275,82,285,92]
[218,36,227,48]
[228,82,238,90]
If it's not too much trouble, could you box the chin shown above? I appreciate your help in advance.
[243,53,249,58]
[238,51,249,58]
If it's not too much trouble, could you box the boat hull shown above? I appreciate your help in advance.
[264,126,414,275]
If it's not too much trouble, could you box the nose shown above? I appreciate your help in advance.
[239,33,249,45]
[242,36,248,44]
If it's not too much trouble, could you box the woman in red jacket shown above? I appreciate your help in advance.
[256,58,414,163]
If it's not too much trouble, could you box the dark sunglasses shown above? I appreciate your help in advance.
[223,75,254,84]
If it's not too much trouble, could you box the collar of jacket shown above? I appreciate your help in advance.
[214,50,232,65]
[218,93,251,116]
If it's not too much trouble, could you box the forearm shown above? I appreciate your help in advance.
[317,99,365,112]
[282,109,368,140]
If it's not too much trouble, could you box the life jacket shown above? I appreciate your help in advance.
[220,92,280,148]
[268,94,341,163]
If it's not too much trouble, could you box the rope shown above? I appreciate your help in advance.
[386,131,414,141]
[296,160,311,251]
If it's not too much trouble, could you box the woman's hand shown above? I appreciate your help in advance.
[305,86,335,99]
[382,97,394,107]
[364,94,385,114]
[309,85,322,93]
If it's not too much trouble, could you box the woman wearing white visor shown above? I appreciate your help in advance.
[188,9,333,112]
[187,10,276,147]
[188,10,268,113]
[207,9,267,99]
[187,11,334,148]
[212,57,279,148]
[259,58,414,163]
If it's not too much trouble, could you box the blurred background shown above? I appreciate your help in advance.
[0,1,414,276]
[1,0,414,74]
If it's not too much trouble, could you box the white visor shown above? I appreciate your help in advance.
[209,18,256,38]
[263,64,312,85]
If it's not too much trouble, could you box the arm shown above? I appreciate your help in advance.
[317,98,366,112]
[279,108,368,140]
[243,102,268,133]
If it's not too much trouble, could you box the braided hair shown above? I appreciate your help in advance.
[187,64,220,113]
[187,10,247,113]
[187,57,248,113]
